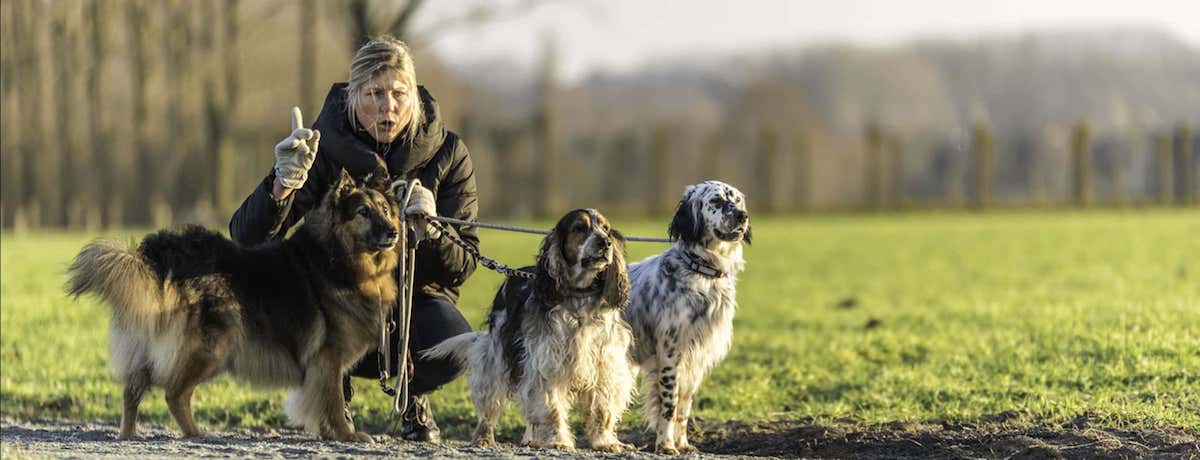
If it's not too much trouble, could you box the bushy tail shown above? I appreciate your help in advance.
[66,238,176,331]
[421,332,484,367]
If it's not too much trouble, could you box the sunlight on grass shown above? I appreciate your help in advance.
[2,210,1198,437]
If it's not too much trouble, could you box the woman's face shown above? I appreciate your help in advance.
[354,69,413,143]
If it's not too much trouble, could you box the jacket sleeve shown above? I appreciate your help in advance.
[229,158,331,246]
[416,138,480,288]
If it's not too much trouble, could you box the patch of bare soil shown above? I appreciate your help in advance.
[689,414,1199,459]
[3,415,1196,459]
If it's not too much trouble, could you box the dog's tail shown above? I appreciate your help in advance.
[66,238,177,331]
[421,332,485,367]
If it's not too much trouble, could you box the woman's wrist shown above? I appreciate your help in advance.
[271,177,294,201]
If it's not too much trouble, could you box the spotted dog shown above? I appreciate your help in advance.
[625,181,751,454]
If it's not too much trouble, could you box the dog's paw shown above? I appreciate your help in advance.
[676,443,699,454]
[592,441,636,453]
[547,441,576,452]
[655,443,680,455]
[180,430,208,439]
[473,436,496,447]
[353,432,375,443]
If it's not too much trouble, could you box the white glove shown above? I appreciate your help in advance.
[273,107,320,190]
[404,183,442,240]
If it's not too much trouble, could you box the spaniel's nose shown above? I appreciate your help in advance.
[385,228,399,240]
[733,209,748,224]
[597,237,610,249]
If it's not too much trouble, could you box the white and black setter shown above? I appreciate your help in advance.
[625,180,751,454]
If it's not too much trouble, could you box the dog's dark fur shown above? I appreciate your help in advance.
[66,168,400,442]
[424,209,635,452]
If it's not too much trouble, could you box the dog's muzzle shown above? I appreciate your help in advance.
[716,211,748,242]
[372,228,400,250]
[580,239,612,268]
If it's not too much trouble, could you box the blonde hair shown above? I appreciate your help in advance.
[346,36,424,143]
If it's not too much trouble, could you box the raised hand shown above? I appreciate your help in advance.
[273,107,320,190]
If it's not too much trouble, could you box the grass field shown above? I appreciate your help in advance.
[2,210,1199,441]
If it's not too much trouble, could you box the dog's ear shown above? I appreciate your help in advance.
[533,228,564,305]
[364,164,390,192]
[668,186,702,243]
[333,168,356,200]
[602,229,630,309]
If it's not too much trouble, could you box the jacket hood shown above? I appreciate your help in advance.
[312,83,447,178]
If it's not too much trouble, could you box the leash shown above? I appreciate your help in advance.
[378,179,421,416]
[427,215,674,243]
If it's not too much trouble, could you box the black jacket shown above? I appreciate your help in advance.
[230,84,479,303]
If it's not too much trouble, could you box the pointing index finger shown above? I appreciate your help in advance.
[290,106,304,131]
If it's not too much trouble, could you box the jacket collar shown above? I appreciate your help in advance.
[312,83,447,178]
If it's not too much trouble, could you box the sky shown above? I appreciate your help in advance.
[418,0,1200,83]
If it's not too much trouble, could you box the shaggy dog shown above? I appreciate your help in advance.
[625,180,751,454]
[66,168,400,442]
[424,209,634,452]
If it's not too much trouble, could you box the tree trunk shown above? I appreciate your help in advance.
[972,122,993,209]
[1071,121,1092,208]
[1176,125,1195,205]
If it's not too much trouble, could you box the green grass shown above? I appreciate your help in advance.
[3,210,1199,437]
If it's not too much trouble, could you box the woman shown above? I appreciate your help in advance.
[229,36,478,443]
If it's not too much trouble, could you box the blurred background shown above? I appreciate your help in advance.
[1,0,1197,230]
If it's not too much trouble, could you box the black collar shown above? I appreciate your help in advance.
[680,250,726,279]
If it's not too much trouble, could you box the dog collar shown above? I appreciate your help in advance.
[681,251,726,279]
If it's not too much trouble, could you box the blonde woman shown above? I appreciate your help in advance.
[230,36,478,442]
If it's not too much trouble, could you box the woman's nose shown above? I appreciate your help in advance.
[383,95,399,113]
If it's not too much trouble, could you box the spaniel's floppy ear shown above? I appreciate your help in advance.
[601,229,630,309]
[533,227,565,305]
[668,186,702,243]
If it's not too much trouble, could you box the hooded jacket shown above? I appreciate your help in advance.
[230,84,479,303]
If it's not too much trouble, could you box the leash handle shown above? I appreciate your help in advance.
[390,179,422,415]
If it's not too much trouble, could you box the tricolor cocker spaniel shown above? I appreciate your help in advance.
[425,209,635,452]
[625,180,751,454]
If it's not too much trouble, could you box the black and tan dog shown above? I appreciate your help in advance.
[66,168,400,442]
[425,209,635,452]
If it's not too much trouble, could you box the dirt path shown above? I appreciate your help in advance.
[0,418,764,459]
[3,416,1197,459]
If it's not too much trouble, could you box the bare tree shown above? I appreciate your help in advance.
[343,0,426,48]
[126,0,154,225]
[52,14,82,228]
[202,0,242,216]
[0,0,21,228]
[534,36,559,218]
[88,0,116,228]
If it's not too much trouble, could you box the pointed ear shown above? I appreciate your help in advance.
[602,229,629,309]
[366,164,390,192]
[533,229,564,305]
[331,168,356,201]
[668,188,702,243]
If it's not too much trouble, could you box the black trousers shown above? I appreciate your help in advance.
[344,294,472,400]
